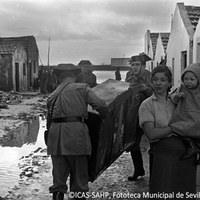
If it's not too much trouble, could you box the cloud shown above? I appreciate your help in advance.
[1,0,200,64]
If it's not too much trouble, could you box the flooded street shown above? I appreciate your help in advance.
[0,117,46,196]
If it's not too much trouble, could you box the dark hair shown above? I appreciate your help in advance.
[151,65,172,92]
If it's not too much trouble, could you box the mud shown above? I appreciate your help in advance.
[3,137,150,200]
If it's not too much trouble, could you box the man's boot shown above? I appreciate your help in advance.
[53,192,64,200]
[128,150,145,181]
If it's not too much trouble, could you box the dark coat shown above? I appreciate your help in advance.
[76,72,97,88]
[125,68,152,101]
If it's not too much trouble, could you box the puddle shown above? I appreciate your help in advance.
[0,116,47,197]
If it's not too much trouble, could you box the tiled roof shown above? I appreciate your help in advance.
[0,36,35,52]
[185,5,200,31]
[0,43,19,54]
[160,33,170,52]
[150,33,159,56]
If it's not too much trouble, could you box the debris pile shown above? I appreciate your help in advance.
[18,147,49,180]
[0,90,47,122]
[0,91,23,106]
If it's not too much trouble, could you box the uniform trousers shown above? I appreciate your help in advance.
[49,155,89,194]
[129,125,145,173]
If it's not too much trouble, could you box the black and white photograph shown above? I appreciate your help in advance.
[0,0,200,199]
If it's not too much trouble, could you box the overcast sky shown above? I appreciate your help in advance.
[1,0,200,65]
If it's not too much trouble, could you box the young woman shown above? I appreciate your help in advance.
[139,65,197,197]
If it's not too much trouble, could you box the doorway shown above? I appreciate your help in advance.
[15,63,19,92]
[29,62,32,87]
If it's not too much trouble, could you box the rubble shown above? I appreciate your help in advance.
[0,91,47,143]
[18,148,49,179]
[0,91,151,200]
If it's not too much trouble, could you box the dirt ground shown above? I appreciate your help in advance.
[0,92,150,200]
[3,137,150,200]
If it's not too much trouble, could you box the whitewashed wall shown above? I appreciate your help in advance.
[144,30,154,71]
[154,34,165,66]
[193,20,200,63]
[166,5,190,89]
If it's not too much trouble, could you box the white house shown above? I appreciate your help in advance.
[144,30,159,71]
[166,3,200,88]
[154,33,170,66]
[193,15,200,63]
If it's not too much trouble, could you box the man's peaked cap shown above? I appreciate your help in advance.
[53,63,81,76]
[130,52,151,65]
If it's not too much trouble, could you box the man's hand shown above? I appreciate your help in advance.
[139,84,149,91]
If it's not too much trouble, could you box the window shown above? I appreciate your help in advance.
[23,63,26,76]
[181,51,187,73]
[151,61,153,72]
[172,58,174,86]
[33,61,36,73]
[197,43,200,62]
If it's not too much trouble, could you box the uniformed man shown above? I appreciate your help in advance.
[125,53,152,181]
[76,60,97,88]
[46,63,108,200]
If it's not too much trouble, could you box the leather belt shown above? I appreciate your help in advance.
[52,117,84,123]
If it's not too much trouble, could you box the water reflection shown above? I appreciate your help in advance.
[0,116,46,197]
[1,116,40,147]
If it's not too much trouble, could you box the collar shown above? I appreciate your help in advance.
[151,93,158,100]
[151,93,171,101]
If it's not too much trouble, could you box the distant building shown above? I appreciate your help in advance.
[154,33,170,66]
[111,58,131,69]
[0,43,27,91]
[0,36,39,92]
[145,30,170,71]
[144,30,159,71]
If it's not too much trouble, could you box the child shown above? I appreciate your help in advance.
[170,63,200,162]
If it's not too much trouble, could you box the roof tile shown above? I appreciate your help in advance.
[185,5,200,31]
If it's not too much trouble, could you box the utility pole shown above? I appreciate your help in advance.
[47,37,50,66]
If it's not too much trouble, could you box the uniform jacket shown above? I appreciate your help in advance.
[47,80,108,155]
[76,71,97,88]
[170,63,200,137]
[125,68,152,101]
